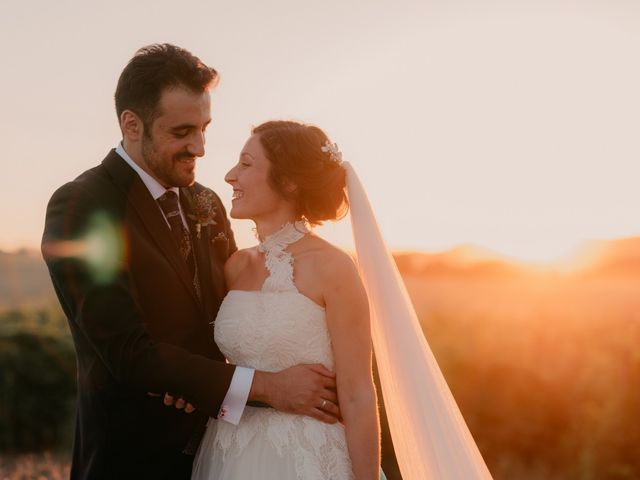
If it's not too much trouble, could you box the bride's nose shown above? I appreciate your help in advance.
[224,166,237,184]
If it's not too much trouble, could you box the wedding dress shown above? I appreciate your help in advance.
[191,221,355,480]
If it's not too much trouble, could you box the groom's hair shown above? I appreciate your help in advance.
[115,43,218,133]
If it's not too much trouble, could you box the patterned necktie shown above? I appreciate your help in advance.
[157,191,200,298]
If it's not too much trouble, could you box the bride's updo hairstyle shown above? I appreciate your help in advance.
[252,121,349,226]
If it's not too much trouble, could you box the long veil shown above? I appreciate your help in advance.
[343,162,493,480]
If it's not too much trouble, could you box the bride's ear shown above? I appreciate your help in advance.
[281,177,298,194]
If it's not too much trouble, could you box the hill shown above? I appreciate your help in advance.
[2,235,640,309]
[0,249,54,309]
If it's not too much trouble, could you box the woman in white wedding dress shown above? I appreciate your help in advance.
[192,121,380,479]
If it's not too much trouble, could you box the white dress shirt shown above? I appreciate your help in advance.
[115,143,253,425]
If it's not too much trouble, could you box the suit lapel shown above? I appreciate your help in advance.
[102,151,202,308]
[181,187,215,322]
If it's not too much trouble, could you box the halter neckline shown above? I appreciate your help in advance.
[258,220,310,292]
[257,220,310,253]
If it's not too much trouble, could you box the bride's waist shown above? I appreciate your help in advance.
[213,406,344,434]
[208,406,346,452]
[226,360,333,372]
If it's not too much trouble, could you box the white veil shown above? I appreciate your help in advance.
[343,162,493,480]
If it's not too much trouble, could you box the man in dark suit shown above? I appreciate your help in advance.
[42,44,341,479]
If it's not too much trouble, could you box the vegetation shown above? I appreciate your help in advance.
[0,307,75,453]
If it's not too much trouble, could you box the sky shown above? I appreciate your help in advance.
[1,0,639,263]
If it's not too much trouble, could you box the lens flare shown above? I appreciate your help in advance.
[43,211,126,285]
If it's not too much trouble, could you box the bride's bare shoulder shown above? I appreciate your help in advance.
[224,247,258,284]
[305,236,358,281]
[303,236,367,309]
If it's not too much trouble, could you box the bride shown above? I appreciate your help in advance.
[193,120,378,479]
[192,121,493,479]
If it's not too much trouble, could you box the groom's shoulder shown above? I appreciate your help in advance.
[50,166,109,202]
[52,165,102,202]
[48,151,122,207]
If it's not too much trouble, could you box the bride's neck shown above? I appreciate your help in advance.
[253,212,300,241]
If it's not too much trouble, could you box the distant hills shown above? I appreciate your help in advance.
[1,236,639,310]
[395,237,640,279]
[571,237,640,277]
[393,244,531,279]
[0,249,54,309]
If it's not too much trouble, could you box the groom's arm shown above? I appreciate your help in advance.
[42,180,234,418]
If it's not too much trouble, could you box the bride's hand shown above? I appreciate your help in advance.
[249,364,341,424]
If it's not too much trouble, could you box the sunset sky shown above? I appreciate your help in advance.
[2,0,639,263]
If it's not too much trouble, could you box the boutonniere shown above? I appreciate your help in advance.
[212,231,228,243]
[187,189,218,239]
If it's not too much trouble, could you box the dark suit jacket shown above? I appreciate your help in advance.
[42,150,237,479]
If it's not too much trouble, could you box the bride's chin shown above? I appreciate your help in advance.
[229,208,249,220]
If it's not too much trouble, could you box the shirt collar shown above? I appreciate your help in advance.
[115,143,179,201]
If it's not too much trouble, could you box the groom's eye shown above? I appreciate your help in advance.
[171,126,191,138]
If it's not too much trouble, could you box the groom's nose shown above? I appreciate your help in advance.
[188,131,206,157]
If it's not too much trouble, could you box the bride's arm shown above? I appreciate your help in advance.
[323,249,380,480]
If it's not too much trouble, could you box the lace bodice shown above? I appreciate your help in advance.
[215,291,331,372]
[200,222,353,480]
[215,221,333,371]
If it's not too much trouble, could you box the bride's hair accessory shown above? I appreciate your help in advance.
[320,140,343,165]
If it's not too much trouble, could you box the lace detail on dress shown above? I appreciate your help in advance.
[258,220,309,293]
[207,408,353,480]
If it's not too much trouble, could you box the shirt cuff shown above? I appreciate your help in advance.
[217,366,254,425]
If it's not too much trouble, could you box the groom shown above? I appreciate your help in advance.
[42,44,341,479]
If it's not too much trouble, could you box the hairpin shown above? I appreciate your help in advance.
[321,140,343,165]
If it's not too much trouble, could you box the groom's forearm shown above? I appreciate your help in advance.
[215,366,254,423]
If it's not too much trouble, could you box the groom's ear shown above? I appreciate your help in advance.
[120,110,143,141]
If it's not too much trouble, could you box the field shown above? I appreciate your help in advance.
[0,453,70,480]
[404,272,640,479]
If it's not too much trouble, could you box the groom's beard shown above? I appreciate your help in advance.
[141,133,196,188]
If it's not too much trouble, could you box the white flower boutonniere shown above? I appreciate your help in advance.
[187,189,218,239]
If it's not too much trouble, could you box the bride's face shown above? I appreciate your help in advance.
[225,134,293,221]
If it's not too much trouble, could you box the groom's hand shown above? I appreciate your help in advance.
[147,392,195,413]
[249,364,341,424]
